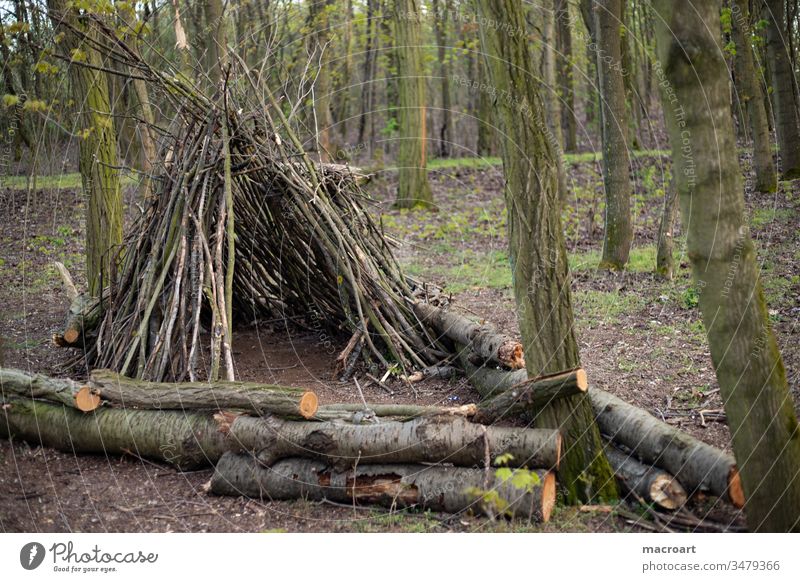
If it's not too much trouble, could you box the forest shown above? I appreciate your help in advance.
[0,0,799,534]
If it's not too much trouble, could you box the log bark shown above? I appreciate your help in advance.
[0,367,318,419]
[211,453,556,521]
[475,369,588,423]
[0,368,99,412]
[53,294,103,347]
[224,414,561,469]
[313,402,477,422]
[604,443,687,510]
[589,388,744,508]
[0,397,226,470]
[413,302,525,369]
[88,370,318,418]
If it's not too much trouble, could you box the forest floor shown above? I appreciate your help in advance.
[0,150,797,532]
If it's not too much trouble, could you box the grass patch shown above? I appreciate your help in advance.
[444,250,512,293]
[427,150,670,171]
[573,289,646,325]
[1,172,137,191]
[751,207,794,229]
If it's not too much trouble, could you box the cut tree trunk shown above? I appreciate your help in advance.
[0,367,319,419]
[53,294,103,347]
[589,388,744,508]
[604,443,687,510]
[413,302,525,369]
[475,368,588,423]
[211,453,556,521]
[0,397,226,470]
[223,414,561,469]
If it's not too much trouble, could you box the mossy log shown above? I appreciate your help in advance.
[475,369,588,422]
[0,397,225,470]
[223,414,561,469]
[0,367,318,419]
[590,389,744,507]
[413,302,525,369]
[0,368,100,412]
[604,443,687,510]
[211,452,556,521]
[52,294,103,347]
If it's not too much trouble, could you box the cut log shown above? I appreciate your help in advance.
[211,453,556,521]
[461,357,528,399]
[88,370,319,418]
[590,389,744,508]
[223,414,561,469]
[0,397,226,469]
[413,302,525,369]
[0,367,318,418]
[54,293,103,347]
[0,368,97,412]
[475,368,589,422]
[312,402,477,422]
[604,443,687,510]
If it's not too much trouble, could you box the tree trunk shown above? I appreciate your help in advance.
[474,0,618,505]
[590,389,744,508]
[212,453,557,521]
[476,58,495,156]
[308,0,335,161]
[357,0,377,147]
[655,177,678,279]
[47,0,123,297]
[764,0,800,178]
[541,0,564,152]
[732,0,777,193]
[432,0,454,157]
[653,0,800,532]
[313,402,477,422]
[0,397,226,470]
[595,0,633,270]
[556,0,578,152]
[225,414,561,469]
[394,0,434,208]
[604,443,687,510]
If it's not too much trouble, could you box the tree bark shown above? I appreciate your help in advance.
[604,443,687,510]
[474,0,618,505]
[590,388,744,508]
[595,0,633,270]
[764,0,800,178]
[0,397,226,470]
[394,0,434,208]
[655,177,678,279]
[432,0,454,157]
[212,453,557,521]
[47,0,123,297]
[308,0,335,161]
[225,414,561,469]
[556,0,578,152]
[732,0,777,193]
[653,0,800,532]
[313,402,477,422]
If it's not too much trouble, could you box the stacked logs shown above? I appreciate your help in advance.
[0,367,559,521]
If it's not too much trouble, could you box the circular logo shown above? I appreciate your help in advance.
[20,542,46,570]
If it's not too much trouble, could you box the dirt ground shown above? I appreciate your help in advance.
[0,150,796,532]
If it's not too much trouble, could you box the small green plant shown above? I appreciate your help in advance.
[466,454,541,519]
